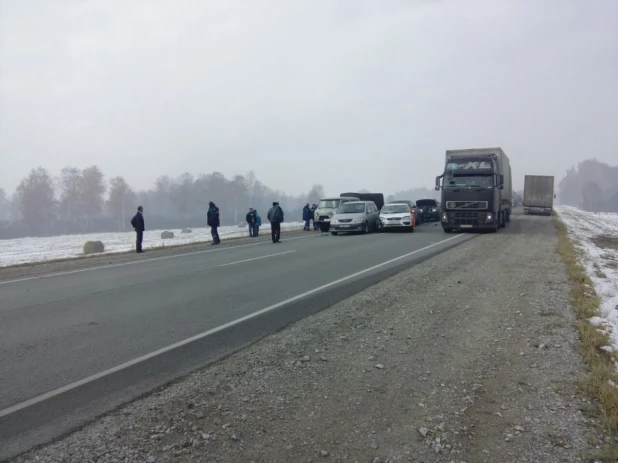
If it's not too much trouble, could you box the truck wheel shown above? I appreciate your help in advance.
[500,212,506,228]
[443,228,452,234]
[319,223,330,232]
[331,232,338,236]
[506,211,511,223]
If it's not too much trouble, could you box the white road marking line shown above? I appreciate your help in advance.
[219,250,296,267]
[0,233,463,418]
[0,234,318,286]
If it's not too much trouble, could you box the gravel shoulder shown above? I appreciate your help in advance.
[11,213,615,463]
[0,229,311,281]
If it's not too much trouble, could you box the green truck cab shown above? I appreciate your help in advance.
[314,196,359,232]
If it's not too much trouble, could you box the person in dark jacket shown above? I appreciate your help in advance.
[302,203,312,231]
[267,201,284,243]
[246,208,257,237]
[254,210,262,236]
[311,204,318,230]
[207,202,221,245]
[130,206,145,253]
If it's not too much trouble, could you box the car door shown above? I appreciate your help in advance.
[368,202,378,228]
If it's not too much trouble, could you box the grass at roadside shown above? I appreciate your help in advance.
[553,214,618,461]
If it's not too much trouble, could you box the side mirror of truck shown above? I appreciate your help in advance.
[498,184,504,190]
[435,176,441,191]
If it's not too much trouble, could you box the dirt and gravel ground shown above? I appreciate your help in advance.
[10,214,616,463]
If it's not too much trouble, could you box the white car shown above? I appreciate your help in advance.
[379,203,416,232]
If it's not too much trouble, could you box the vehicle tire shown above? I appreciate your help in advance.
[331,232,338,236]
[506,211,511,223]
[500,212,506,228]
[319,223,330,232]
[443,228,452,233]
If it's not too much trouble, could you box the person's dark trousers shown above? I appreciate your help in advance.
[304,219,310,230]
[248,224,254,237]
[136,230,143,253]
[253,225,259,237]
[271,222,281,242]
[211,226,220,244]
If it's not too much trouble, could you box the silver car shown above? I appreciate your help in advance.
[330,201,380,235]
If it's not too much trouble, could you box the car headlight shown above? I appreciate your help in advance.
[486,213,494,223]
[441,212,448,222]
[354,217,366,223]
[331,218,338,224]
[431,208,437,212]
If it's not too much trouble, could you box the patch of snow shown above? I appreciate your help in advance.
[556,205,618,369]
[0,223,305,267]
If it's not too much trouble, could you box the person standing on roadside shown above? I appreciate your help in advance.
[254,209,262,237]
[302,203,312,231]
[246,207,256,237]
[207,201,221,245]
[267,201,284,243]
[130,206,145,253]
[311,203,318,230]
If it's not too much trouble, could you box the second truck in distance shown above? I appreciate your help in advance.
[523,175,555,216]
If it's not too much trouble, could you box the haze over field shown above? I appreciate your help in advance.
[1,0,616,198]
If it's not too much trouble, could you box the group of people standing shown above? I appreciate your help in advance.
[302,203,319,231]
[245,208,262,237]
[210,201,285,245]
[130,201,288,253]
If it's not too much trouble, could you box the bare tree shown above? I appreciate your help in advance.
[306,184,325,205]
[59,167,82,220]
[16,167,56,232]
[581,181,602,212]
[171,173,195,219]
[228,174,248,223]
[0,187,9,220]
[108,177,135,231]
[80,166,106,225]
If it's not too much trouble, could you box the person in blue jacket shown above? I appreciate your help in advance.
[207,201,220,245]
[302,203,312,231]
[254,209,262,237]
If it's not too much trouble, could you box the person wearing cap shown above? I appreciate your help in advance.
[207,201,221,245]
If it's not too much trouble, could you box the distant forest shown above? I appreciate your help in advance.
[558,159,618,213]
[0,167,327,239]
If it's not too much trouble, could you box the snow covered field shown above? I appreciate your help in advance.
[556,205,618,367]
[0,223,304,267]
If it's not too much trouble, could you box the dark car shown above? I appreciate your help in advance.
[416,199,440,222]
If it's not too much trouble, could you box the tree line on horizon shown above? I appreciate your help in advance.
[558,159,618,213]
[0,167,326,238]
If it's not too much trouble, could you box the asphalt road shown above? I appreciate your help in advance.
[0,224,474,460]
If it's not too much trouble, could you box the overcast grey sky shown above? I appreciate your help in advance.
[1,0,616,196]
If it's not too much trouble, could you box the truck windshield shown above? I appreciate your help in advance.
[319,199,340,208]
[443,175,493,188]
